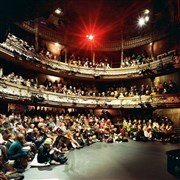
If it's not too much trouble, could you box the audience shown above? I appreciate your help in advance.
[1,72,178,99]
[0,107,179,178]
[0,31,179,179]
[0,34,177,73]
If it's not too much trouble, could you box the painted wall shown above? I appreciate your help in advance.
[37,74,64,85]
[154,71,180,88]
[154,108,180,126]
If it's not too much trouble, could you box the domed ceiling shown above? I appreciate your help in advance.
[0,0,174,42]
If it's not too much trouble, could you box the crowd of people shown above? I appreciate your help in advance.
[1,33,176,72]
[0,109,179,178]
[0,33,179,179]
[1,72,178,99]
[121,115,178,142]
[1,72,38,89]
[42,78,178,97]
[121,52,152,68]
[67,54,111,69]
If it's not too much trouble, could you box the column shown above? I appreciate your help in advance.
[34,23,39,52]
[0,67,3,78]
[121,47,124,67]
[120,28,124,67]
[65,48,68,63]
[150,77,155,88]
[92,51,96,65]
[150,42,154,60]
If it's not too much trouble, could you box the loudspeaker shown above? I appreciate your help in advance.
[94,75,100,79]
[31,94,44,103]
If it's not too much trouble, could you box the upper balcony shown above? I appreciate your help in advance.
[0,34,179,81]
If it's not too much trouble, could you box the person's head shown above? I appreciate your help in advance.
[43,138,52,148]
[8,133,16,140]
[16,133,25,144]
[27,128,33,134]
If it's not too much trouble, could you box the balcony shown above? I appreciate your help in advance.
[0,39,178,81]
[0,80,179,109]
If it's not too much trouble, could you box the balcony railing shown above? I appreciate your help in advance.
[0,39,177,80]
[0,80,179,108]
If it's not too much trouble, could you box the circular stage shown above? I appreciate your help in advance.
[24,141,179,180]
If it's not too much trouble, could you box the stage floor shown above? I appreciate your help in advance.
[24,141,179,180]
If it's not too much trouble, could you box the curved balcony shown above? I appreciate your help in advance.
[0,80,179,109]
[0,41,177,81]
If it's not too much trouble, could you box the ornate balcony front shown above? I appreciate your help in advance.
[0,40,178,81]
[0,80,179,109]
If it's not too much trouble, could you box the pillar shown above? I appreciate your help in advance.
[120,28,124,67]
[150,41,154,60]
[92,51,96,65]
[150,77,155,88]
[35,23,39,52]
[65,48,68,63]
[121,47,124,67]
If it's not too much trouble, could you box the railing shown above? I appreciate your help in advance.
[19,21,66,43]
[151,94,180,106]
[0,80,179,108]
[0,40,176,80]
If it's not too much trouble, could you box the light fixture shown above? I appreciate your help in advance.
[89,35,94,40]
[138,17,145,27]
[144,9,150,14]
[86,34,94,40]
[55,8,62,15]
[55,42,60,46]
[137,9,150,28]
[144,16,149,22]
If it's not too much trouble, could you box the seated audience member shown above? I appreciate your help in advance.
[144,128,152,141]
[8,133,29,169]
[74,130,85,147]
[37,138,68,165]
[33,127,48,148]
[0,142,24,180]
[5,133,16,149]
[63,131,83,149]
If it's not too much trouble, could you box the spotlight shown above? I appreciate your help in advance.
[55,8,62,15]
[144,16,149,22]
[144,9,150,14]
[89,35,94,40]
[86,34,94,41]
[138,17,145,27]
[55,42,60,47]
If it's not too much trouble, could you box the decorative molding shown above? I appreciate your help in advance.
[0,80,179,108]
[17,22,169,51]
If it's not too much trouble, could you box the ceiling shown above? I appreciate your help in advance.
[46,0,152,40]
[0,0,173,42]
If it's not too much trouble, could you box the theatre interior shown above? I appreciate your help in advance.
[0,0,179,179]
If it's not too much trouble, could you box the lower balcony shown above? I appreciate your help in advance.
[0,80,179,109]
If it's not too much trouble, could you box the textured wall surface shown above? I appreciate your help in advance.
[154,108,180,126]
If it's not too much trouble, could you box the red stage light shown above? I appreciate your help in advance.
[86,34,94,41]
